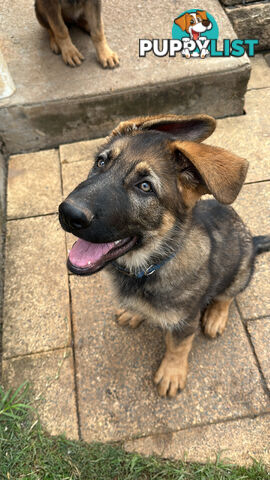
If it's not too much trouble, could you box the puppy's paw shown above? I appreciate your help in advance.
[202,308,227,338]
[98,46,119,68]
[154,356,188,398]
[115,309,144,329]
[61,44,85,67]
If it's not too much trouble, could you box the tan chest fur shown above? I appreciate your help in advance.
[60,0,85,21]
[121,295,184,330]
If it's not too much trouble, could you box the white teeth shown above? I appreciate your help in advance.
[114,240,121,245]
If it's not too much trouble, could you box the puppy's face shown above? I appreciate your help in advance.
[59,132,191,275]
[59,114,247,276]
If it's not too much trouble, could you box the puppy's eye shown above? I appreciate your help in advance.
[197,17,202,22]
[190,19,195,24]
[137,181,152,193]
[96,155,106,168]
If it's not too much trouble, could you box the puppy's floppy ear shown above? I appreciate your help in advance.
[171,141,248,205]
[174,14,188,31]
[111,114,216,143]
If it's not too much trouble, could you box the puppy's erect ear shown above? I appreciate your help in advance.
[174,14,188,31]
[111,114,216,143]
[171,141,248,205]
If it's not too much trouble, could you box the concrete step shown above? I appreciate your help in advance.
[0,0,250,154]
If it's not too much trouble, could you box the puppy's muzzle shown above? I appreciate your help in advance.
[59,201,93,231]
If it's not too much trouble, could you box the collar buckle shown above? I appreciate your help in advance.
[144,265,156,276]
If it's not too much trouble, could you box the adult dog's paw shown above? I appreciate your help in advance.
[154,356,188,398]
[115,309,144,329]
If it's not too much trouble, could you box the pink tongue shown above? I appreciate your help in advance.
[192,30,200,41]
[69,238,115,268]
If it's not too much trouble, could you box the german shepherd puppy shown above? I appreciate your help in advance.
[35,0,119,67]
[59,115,270,398]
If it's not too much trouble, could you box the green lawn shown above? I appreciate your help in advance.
[0,383,269,480]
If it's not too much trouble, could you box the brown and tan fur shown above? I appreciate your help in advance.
[59,114,270,398]
[35,0,119,67]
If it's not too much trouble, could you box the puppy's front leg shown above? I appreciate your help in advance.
[82,1,119,68]
[154,329,195,398]
[115,309,144,329]
[47,5,84,66]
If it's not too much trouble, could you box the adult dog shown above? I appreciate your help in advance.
[59,115,270,397]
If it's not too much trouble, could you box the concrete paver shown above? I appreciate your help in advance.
[247,319,270,391]
[206,89,270,184]
[233,183,270,320]
[125,414,270,466]
[70,273,269,443]
[3,215,71,358]
[7,149,61,219]
[248,55,270,90]
[60,139,104,165]
[2,348,78,439]
[62,158,93,199]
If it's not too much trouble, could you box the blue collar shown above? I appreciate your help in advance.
[111,253,176,279]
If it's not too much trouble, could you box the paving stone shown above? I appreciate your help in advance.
[234,182,270,237]
[3,215,71,358]
[2,348,78,439]
[248,55,270,90]
[62,158,93,199]
[125,414,270,466]
[7,149,61,219]
[247,319,270,391]
[60,138,104,164]
[206,89,270,183]
[233,182,270,319]
[225,3,270,51]
[0,0,250,153]
[69,274,269,443]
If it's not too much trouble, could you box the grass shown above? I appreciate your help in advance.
[0,383,269,480]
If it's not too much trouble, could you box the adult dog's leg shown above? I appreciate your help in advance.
[80,0,119,68]
[202,297,233,338]
[154,329,195,398]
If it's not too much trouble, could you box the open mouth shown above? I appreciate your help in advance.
[191,29,200,41]
[67,236,137,275]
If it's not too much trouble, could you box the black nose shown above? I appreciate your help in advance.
[202,19,210,26]
[59,201,92,230]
